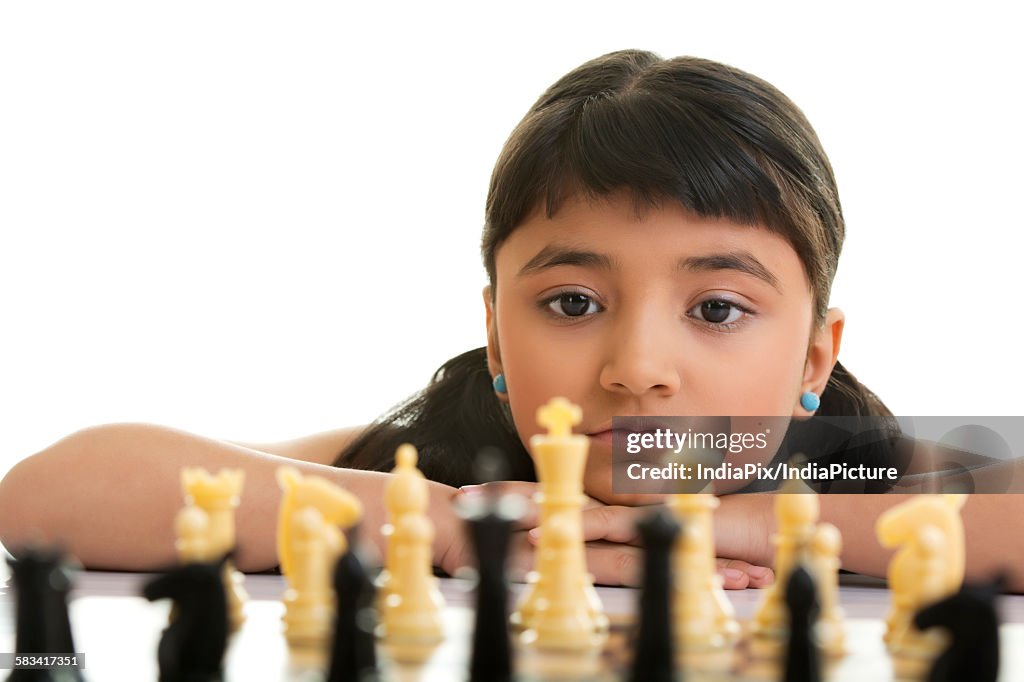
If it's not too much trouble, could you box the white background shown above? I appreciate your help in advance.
[2,2,1022,479]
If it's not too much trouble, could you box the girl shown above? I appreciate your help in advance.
[1,50,1020,591]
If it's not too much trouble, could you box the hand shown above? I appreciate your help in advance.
[449,482,773,589]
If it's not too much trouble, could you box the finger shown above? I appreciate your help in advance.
[716,558,774,589]
[579,505,647,545]
[582,541,643,587]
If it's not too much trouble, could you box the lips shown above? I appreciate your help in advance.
[586,417,673,446]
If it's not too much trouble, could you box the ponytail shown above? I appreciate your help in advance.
[332,347,534,488]
[817,360,892,418]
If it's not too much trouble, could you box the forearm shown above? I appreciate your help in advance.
[819,493,1024,592]
[716,492,1024,593]
[0,423,460,573]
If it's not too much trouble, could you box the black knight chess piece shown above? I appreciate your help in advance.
[142,554,230,682]
[914,578,1002,682]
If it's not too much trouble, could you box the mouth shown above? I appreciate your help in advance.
[586,418,673,445]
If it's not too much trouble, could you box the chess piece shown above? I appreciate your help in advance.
[376,444,430,603]
[180,468,248,632]
[877,493,966,680]
[751,484,819,642]
[378,511,444,644]
[326,530,378,682]
[175,505,213,562]
[276,467,363,649]
[282,507,341,647]
[784,565,822,682]
[881,524,949,677]
[628,509,680,682]
[511,397,607,643]
[277,467,363,584]
[7,546,85,682]
[914,578,1001,682]
[809,523,845,657]
[143,555,230,682]
[460,481,521,682]
[667,493,739,653]
[371,444,445,655]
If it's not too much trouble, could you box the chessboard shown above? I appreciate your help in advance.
[3,567,1023,681]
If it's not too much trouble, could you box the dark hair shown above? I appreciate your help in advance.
[335,50,892,485]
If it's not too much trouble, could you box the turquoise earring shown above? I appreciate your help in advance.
[493,373,508,395]
[800,391,820,412]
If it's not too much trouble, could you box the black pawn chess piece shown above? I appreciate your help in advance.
[464,496,517,682]
[142,554,230,682]
[6,546,85,682]
[914,578,1002,682]
[457,449,520,682]
[628,508,681,682]
[326,526,378,682]
[784,564,821,682]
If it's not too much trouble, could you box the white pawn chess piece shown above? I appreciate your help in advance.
[281,506,341,648]
[809,522,845,657]
[751,486,819,640]
[667,493,739,654]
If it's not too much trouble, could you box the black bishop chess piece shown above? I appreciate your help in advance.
[325,525,379,682]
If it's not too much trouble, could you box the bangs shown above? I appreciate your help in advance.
[483,51,842,321]
[487,79,803,238]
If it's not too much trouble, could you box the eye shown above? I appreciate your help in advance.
[688,298,752,328]
[542,291,603,318]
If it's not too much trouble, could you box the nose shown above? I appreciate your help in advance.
[598,305,682,398]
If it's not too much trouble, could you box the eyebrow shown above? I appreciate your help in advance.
[516,245,614,277]
[518,244,781,291]
[679,252,781,291]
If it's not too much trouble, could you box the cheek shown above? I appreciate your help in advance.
[685,325,809,415]
[496,309,597,443]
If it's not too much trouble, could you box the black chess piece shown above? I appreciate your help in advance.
[458,449,520,682]
[142,554,230,682]
[7,546,85,682]
[628,508,680,682]
[914,578,1002,682]
[784,564,821,682]
[326,526,378,682]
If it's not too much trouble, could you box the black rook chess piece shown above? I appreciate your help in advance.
[7,546,85,682]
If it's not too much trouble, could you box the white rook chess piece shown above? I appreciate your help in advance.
[180,468,248,632]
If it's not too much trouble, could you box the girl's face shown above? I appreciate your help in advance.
[485,191,844,503]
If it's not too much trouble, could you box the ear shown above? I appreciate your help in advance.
[797,307,845,415]
[482,285,503,377]
[482,285,509,403]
